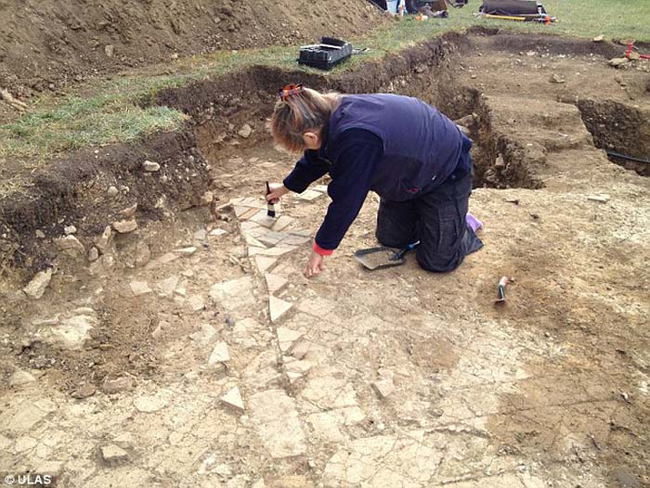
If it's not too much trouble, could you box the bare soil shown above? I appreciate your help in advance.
[0,29,649,488]
[0,0,387,97]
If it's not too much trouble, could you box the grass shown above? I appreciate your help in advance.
[1,0,648,166]
[354,0,650,56]
[1,97,186,158]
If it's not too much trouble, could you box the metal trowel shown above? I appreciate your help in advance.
[354,241,420,271]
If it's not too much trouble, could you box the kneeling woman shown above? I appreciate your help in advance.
[266,84,483,278]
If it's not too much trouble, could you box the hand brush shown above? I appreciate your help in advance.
[265,181,276,218]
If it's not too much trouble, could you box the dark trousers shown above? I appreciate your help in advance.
[375,171,483,272]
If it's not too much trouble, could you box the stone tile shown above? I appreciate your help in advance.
[269,296,292,323]
[289,229,312,237]
[34,461,63,478]
[240,220,260,231]
[301,372,358,410]
[240,197,265,208]
[242,351,283,390]
[156,276,179,298]
[209,228,228,238]
[247,246,267,256]
[129,281,152,296]
[245,234,268,248]
[0,399,56,433]
[256,246,296,257]
[255,256,277,273]
[248,390,307,458]
[241,222,268,238]
[231,317,268,349]
[174,281,187,296]
[295,189,322,201]
[101,444,129,465]
[284,358,314,376]
[187,295,205,311]
[265,273,288,294]
[239,208,260,220]
[271,215,294,233]
[298,297,337,317]
[15,436,37,453]
[322,434,442,487]
[286,338,323,360]
[277,327,304,353]
[190,324,217,345]
[10,371,36,387]
[249,210,276,228]
[307,412,345,443]
[280,235,312,246]
[209,276,256,310]
[208,342,231,366]
[257,232,289,247]
[313,184,329,193]
[221,386,245,414]
[286,371,303,383]
[234,206,251,218]
[372,379,395,400]
[305,406,365,444]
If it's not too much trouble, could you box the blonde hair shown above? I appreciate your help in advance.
[271,87,341,153]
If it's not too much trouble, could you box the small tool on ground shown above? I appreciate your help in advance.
[354,241,420,271]
[495,276,510,304]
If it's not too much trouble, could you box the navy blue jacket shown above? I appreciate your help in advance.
[283,94,472,252]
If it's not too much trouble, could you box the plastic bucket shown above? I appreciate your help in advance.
[386,0,398,14]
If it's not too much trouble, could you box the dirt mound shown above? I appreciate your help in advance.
[0,0,386,96]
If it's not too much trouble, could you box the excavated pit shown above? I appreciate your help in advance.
[3,27,636,285]
[577,99,650,176]
[2,29,650,488]
[4,28,650,286]
[2,27,551,382]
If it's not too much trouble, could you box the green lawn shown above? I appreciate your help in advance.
[1,0,648,163]
[353,0,650,60]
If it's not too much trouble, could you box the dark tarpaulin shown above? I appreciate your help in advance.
[480,0,545,15]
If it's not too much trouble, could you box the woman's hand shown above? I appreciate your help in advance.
[304,251,325,279]
[266,183,289,203]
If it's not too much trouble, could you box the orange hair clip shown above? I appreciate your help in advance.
[278,83,304,101]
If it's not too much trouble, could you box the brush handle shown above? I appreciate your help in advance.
[265,181,277,217]
[392,241,420,260]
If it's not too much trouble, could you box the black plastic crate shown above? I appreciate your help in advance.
[298,37,353,70]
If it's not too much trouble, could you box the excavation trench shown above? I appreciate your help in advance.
[1,28,525,285]
[3,28,546,387]
[577,99,650,176]
[0,28,635,285]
